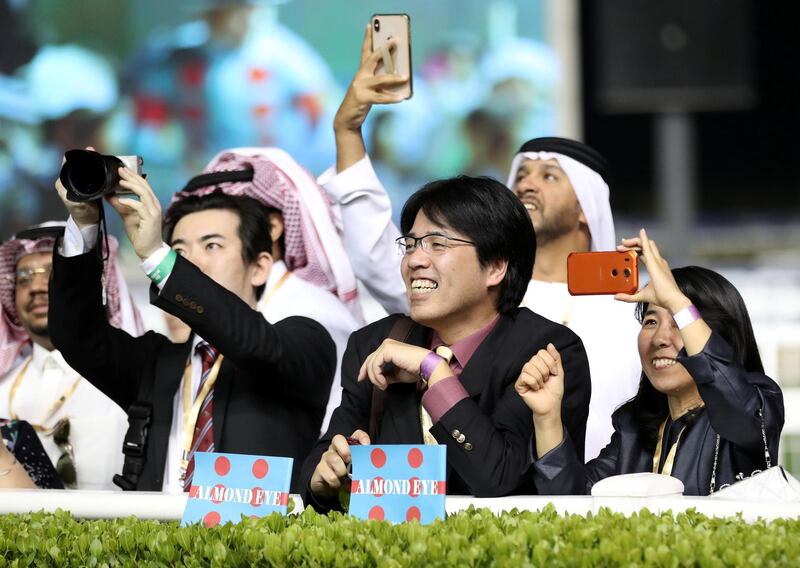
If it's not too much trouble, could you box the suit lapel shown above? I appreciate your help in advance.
[458,314,512,397]
[671,414,712,492]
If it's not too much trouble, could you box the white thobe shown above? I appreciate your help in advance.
[318,155,408,316]
[0,344,128,489]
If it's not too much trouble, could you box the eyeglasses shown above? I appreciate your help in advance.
[395,234,476,256]
[51,418,77,489]
[13,264,52,288]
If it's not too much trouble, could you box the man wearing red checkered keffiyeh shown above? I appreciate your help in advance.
[0,223,144,376]
[0,222,144,489]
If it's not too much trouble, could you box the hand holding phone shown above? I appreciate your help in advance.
[370,13,413,99]
[567,250,639,296]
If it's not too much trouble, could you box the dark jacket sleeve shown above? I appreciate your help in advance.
[533,417,625,495]
[551,327,591,462]
[678,331,784,462]
[151,254,336,410]
[49,246,165,411]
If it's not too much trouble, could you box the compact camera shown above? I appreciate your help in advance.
[59,149,144,202]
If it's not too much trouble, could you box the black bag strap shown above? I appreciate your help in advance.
[368,316,416,442]
[112,402,152,491]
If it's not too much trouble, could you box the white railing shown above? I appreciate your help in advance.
[2,490,799,523]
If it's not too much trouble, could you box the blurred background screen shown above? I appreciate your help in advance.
[0,0,569,233]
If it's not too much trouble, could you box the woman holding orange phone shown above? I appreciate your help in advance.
[516,228,784,495]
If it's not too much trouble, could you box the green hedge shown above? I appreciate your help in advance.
[1,506,798,567]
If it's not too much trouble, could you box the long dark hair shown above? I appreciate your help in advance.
[618,266,764,450]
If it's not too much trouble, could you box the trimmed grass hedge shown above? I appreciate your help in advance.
[1,505,798,567]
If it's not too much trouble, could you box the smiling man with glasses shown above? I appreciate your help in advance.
[302,175,591,509]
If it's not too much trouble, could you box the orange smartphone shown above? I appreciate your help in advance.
[567,251,638,295]
[370,13,413,99]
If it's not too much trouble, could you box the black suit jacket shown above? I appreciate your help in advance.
[49,247,335,492]
[533,332,785,496]
[301,309,591,509]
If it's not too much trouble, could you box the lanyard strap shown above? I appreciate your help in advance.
[652,417,687,476]
[260,269,293,306]
[8,356,83,432]
[178,353,224,475]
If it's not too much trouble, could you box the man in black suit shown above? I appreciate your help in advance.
[302,175,590,509]
[49,161,334,493]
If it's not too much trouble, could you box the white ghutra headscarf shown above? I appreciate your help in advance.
[506,137,616,252]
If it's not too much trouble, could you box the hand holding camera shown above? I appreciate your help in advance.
[106,167,164,261]
[55,149,163,260]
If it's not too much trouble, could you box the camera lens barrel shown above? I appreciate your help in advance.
[59,150,125,202]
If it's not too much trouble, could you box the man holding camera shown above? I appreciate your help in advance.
[49,158,335,493]
[0,222,142,489]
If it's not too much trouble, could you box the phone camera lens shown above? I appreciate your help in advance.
[373,19,380,32]
[611,268,619,277]
[624,268,631,277]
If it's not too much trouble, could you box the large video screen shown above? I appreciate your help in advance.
[0,0,565,235]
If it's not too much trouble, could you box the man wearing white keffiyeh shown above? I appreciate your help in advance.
[0,222,144,489]
[506,137,642,461]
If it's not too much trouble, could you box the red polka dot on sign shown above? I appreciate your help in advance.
[371,448,387,468]
[214,456,231,476]
[203,511,221,528]
[250,487,264,507]
[188,485,200,498]
[409,477,421,498]
[408,448,424,468]
[211,484,226,504]
[368,506,385,521]
[406,507,421,522]
[252,459,269,479]
[373,476,385,498]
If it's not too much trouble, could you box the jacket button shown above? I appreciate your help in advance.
[197,306,204,314]
[456,434,466,444]
[463,442,473,452]
[175,294,183,302]
[189,301,197,309]
[451,429,460,439]
[182,298,191,306]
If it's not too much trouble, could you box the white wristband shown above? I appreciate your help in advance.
[673,305,701,330]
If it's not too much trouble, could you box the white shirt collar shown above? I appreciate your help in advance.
[30,342,73,375]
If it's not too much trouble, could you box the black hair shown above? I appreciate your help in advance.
[618,265,764,449]
[163,191,272,300]
[400,175,535,314]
